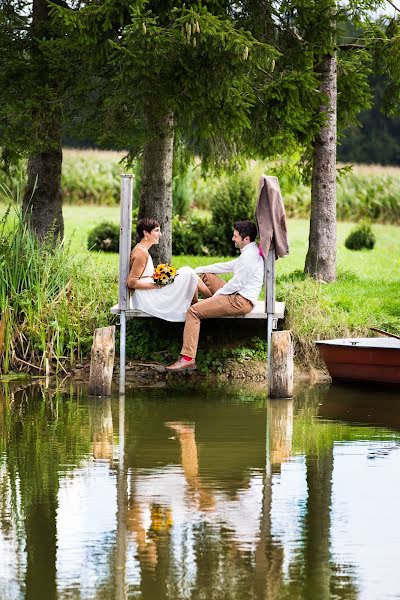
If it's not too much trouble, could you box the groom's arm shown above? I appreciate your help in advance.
[194,258,238,275]
[213,255,252,297]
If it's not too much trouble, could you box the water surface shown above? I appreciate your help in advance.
[0,381,400,600]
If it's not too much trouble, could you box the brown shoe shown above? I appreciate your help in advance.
[165,356,197,372]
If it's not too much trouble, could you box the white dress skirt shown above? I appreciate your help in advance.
[130,254,198,322]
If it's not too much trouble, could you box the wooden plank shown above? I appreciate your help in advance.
[118,175,133,311]
[111,300,285,320]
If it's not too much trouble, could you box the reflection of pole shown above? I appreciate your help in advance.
[257,399,293,600]
[115,395,127,600]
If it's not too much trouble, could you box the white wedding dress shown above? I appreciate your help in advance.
[130,254,198,322]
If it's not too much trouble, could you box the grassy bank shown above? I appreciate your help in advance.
[57,206,400,368]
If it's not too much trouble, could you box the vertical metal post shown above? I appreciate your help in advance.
[118,174,133,395]
[119,311,126,395]
[266,247,276,395]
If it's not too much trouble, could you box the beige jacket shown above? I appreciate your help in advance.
[255,175,289,259]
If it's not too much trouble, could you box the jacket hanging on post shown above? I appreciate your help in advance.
[255,175,289,259]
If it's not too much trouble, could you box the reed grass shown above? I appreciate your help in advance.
[0,200,115,375]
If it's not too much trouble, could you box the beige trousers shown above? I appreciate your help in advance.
[181,273,253,359]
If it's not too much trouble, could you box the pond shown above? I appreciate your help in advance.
[0,381,400,600]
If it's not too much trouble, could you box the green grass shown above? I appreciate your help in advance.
[63,205,400,279]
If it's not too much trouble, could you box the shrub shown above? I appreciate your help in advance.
[173,168,192,218]
[345,223,376,250]
[172,215,212,255]
[87,221,119,252]
[210,172,257,256]
[192,173,224,211]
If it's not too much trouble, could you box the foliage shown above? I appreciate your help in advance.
[173,167,192,218]
[87,221,120,252]
[124,318,267,374]
[344,223,376,250]
[209,172,256,255]
[0,202,114,375]
[51,0,279,168]
[172,215,212,256]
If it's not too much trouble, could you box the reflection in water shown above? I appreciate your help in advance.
[1,382,400,599]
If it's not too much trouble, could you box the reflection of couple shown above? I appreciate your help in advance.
[127,217,264,371]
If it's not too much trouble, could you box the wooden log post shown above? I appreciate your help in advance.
[88,326,116,396]
[269,330,293,399]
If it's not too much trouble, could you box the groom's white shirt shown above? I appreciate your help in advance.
[194,242,264,305]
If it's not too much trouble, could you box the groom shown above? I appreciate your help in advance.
[166,220,264,372]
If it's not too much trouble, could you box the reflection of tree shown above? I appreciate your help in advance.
[0,383,92,600]
[281,385,358,600]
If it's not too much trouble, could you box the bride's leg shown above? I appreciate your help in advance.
[197,276,212,299]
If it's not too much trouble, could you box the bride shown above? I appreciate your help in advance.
[127,218,211,321]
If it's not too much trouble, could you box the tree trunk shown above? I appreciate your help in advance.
[23,130,64,241]
[139,110,174,265]
[305,53,337,282]
[22,0,64,241]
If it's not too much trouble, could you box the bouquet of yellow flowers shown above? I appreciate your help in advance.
[153,263,177,286]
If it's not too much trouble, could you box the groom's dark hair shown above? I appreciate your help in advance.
[234,220,257,242]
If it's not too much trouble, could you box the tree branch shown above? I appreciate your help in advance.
[385,0,400,14]
[339,43,365,50]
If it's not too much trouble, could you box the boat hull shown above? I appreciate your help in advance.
[316,339,400,386]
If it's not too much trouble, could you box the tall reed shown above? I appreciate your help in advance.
[0,201,113,375]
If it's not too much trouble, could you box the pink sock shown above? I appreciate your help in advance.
[181,355,192,362]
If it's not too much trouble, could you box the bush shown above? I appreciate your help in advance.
[87,221,119,252]
[173,168,192,218]
[172,215,212,255]
[345,223,376,250]
[210,172,256,256]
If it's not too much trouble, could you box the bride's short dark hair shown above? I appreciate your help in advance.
[136,218,160,240]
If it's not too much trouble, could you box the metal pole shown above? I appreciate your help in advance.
[119,310,126,395]
[118,174,133,396]
[266,248,275,396]
[267,315,273,396]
